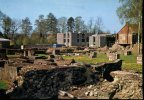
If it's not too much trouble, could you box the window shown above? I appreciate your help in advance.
[67,39,69,43]
[82,39,85,42]
[77,34,79,38]
[67,33,69,38]
[77,39,79,42]
[64,34,66,38]
[87,37,89,42]
[82,33,85,38]
[93,37,95,42]
[64,39,66,42]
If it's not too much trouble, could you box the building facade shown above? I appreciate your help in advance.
[89,34,115,48]
[116,23,138,46]
[57,32,94,47]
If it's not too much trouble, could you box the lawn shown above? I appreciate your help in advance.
[63,53,109,64]
[120,54,142,73]
[63,53,142,73]
[0,80,8,89]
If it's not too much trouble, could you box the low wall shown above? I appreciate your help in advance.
[91,59,122,81]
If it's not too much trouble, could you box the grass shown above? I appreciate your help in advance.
[63,53,142,73]
[37,54,46,56]
[63,53,109,64]
[120,54,142,73]
[0,80,8,89]
[7,55,21,58]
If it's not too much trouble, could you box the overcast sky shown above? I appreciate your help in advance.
[0,0,124,33]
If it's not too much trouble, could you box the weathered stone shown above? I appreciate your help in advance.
[108,53,120,61]
[85,91,90,96]
[89,52,97,58]
[52,49,60,55]
[124,50,132,56]
[89,91,94,96]
[87,85,93,89]
[137,55,142,64]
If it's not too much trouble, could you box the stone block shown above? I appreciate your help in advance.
[109,53,119,61]
[124,50,132,56]
[89,52,97,58]
[137,55,142,64]
[52,49,60,55]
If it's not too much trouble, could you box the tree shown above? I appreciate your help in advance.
[46,13,57,34]
[57,17,67,33]
[87,18,93,33]
[30,32,39,44]
[1,16,12,38]
[35,15,47,37]
[47,34,56,44]
[117,0,142,24]
[67,17,74,32]
[10,19,21,40]
[93,17,104,34]
[0,10,6,27]
[21,17,32,36]
[117,0,142,54]
[75,16,84,32]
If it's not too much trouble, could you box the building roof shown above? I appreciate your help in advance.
[117,23,138,35]
[0,38,10,42]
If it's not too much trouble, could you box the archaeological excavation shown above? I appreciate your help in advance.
[0,1,143,99]
[0,45,142,99]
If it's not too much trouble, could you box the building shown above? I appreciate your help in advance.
[89,34,115,48]
[57,32,94,47]
[116,23,138,46]
[0,38,10,48]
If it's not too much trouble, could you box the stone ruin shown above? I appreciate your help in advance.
[89,52,97,58]
[108,53,120,61]
[82,71,142,99]
[0,56,142,99]
[124,50,132,56]
[137,55,142,64]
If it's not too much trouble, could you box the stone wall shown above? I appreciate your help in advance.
[7,66,99,99]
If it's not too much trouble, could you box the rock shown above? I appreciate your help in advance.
[89,91,94,96]
[59,90,67,96]
[85,91,90,96]
[93,91,98,97]
[87,85,93,89]
[89,52,97,58]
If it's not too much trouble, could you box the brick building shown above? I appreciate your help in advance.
[57,32,94,47]
[116,23,138,46]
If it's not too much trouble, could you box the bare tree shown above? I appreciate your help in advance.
[57,17,67,33]
[87,18,93,33]
[93,17,104,34]
[10,19,21,40]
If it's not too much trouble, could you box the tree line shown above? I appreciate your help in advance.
[0,0,142,46]
[0,11,106,45]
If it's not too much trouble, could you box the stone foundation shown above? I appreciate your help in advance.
[108,53,120,61]
[137,55,142,64]
[124,50,132,56]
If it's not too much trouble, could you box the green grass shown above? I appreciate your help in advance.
[36,54,48,57]
[63,53,109,64]
[7,55,21,58]
[120,54,142,73]
[63,53,142,73]
[0,80,8,89]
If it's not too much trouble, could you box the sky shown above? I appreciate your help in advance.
[0,0,124,33]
